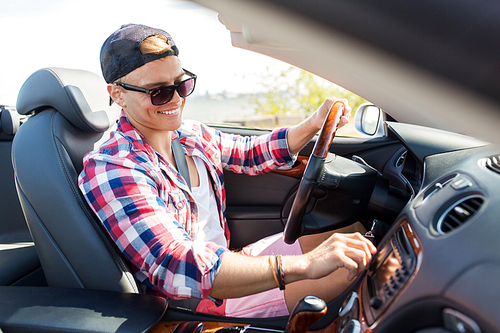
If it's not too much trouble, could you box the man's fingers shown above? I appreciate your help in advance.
[343,246,372,271]
[330,232,377,279]
[336,251,362,281]
[306,231,377,281]
[344,232,378,254]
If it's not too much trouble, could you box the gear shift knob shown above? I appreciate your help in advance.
[285,296,327,333]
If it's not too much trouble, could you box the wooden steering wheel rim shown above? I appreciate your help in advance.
[311,101,345,158]
[283,101,345,244]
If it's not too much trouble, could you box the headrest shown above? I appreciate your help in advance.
[16,68,119,133]
[0,107,21,136]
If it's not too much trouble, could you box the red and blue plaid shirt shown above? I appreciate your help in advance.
[78,111,294,301]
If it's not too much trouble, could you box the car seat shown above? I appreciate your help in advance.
[0,107,44,286]
[11,67,139,293]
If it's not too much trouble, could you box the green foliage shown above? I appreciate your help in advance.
[250,66,368,117]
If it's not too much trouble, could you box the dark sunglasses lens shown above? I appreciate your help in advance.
[150,77,195,105]
[178,78,195,97]
[151,87,175,105]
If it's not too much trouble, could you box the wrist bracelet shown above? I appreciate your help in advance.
[275,254,285,290]
[268,255,280,289]
[277,255,285,290]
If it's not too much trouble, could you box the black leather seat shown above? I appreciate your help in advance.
[0,107,43,286]
[12,67,139,293]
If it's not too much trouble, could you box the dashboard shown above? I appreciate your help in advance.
[333,126,500,333]
[336,220,421,333]
[158,124,500,333]
[363,222,420,324]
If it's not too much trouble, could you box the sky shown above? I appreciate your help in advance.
[0,0,289,106]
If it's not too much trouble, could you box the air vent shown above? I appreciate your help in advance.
[437,196,484,234]
[395,150,407,168]
[485,155,500,174]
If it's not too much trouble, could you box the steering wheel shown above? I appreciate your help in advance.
[284,101,346,244]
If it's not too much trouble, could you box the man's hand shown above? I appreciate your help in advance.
[300,232,377,282]
[312,98,352,131]
[287,97,352,155]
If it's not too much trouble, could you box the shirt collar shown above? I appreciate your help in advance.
[117,110,146,144]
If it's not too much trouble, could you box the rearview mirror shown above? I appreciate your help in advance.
[354,103,384,137]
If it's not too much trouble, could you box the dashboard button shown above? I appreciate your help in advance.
[451,175,473,190]
[370,297,383,310]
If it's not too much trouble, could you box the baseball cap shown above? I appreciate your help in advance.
[100,23,179,84]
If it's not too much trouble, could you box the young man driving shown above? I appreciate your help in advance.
[79,23,376,318]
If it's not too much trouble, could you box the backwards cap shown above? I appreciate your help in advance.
[100,23,179,83]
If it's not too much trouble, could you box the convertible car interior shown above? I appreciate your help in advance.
[1,0,499,333]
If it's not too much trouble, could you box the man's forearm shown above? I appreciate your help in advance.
[209,231,376,300]
[209,251,308,299]
[286,113,322,156]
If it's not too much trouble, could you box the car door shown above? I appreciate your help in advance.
[218,124,406,250]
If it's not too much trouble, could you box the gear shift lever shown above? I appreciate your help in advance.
[285,296,327,333]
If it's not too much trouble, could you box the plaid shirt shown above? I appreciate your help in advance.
[78,111,294,301]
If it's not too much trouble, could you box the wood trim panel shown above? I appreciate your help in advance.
[150,321,248,333]
[272,155,308,178]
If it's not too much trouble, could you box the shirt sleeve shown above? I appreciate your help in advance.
[215,125,296,174]
[78,152,227,301]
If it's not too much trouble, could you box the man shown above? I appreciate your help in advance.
[78,23,376,318]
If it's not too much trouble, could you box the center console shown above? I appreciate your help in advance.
[336,221,420,332]
[155,221,421,333]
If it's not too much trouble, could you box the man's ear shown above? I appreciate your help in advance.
[107,83,125,107]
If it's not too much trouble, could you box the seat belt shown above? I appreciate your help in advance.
[172,138,191,190]
[170,138,201,311]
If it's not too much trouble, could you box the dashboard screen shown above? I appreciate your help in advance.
[364,223,419,324]
[371,249,400,292]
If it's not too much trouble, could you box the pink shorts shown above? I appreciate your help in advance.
[225,232,302,318]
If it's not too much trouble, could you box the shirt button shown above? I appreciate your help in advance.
[201,264,206,269]
[178,201,184,209]
[214,153,220,160]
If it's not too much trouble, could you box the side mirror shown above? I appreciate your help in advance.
[354,103,385,137]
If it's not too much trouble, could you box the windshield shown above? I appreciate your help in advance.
[1,0,369,137]
[183,65,368,137]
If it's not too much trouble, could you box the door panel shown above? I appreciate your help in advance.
[224,171,299,249]
[217,126,403,249]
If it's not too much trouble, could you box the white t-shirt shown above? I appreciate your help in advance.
[191,156,227,248]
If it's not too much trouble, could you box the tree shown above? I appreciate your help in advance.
[250,66,368,118]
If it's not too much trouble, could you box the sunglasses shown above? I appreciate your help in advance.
[115,69,197,105]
